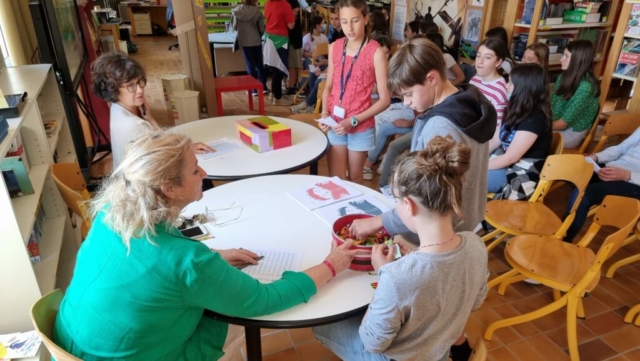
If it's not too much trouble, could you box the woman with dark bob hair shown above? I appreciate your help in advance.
[54,129,362,360]
[91,52,212,170]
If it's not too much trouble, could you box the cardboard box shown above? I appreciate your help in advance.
[171,90,200,125]
[173,0,205,111]
[162,74,191,111]
[235,117,292,153]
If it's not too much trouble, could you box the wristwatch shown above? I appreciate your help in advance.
[351,116,359,127]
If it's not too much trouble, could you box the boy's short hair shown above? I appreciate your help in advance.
[388,38,446,96]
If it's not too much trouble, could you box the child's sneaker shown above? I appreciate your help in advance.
[450,339,473,361]
[300,105,315,114]
[290,102,308,113]
[363,167,373,181]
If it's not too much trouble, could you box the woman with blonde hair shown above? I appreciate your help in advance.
[53,130,361,360]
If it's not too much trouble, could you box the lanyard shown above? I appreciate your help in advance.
[339,37,367,104]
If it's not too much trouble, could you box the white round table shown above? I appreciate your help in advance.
[182,175,395,361]
[175,116,329,181]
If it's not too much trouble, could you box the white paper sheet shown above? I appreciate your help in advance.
[585,156,601,172]
[392,5,407,43]
[316,116,338,127]
[240,248,304,283]
[196,138,244,160]
[0,331,42,358]
[287,176,363,210]
[314,195,391,226]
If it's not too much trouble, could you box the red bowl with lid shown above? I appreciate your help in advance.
[332,214,391,272]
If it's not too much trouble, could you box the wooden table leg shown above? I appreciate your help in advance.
[245,326,262,361]
[129,8,136,37]
[248,89,254,111]
[258,85,265,115]
[217,90,224,116]
[310,161,318,175]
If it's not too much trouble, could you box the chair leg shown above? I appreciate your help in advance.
[486,232,509,253]
[606,253,640,279]
[488,269,519,290]
[484,296,567,341]
[481,228,502,242]
[577,296,586,319]
[566,295,580,361]
[624,303,640,324]
[552,289,562,301]
[497,274,527,296]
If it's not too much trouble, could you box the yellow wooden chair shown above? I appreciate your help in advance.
[315,6,331,34]
[625,303,640,326]
[294,43,329,104]
[468,338,487,361]
[484,196,640,361]
[30,289,82,361]
[486,132,564,200]
[590,112,640,154]
[51,162,92,239]
[288,80,326,124]
[606,220,640,278]
[482,154,593,252]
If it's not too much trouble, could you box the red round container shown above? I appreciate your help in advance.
[332,214,391,272]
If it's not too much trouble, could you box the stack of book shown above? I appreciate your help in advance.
[615,39,640,79]
[1,130,33,198]
[27,200,47,263]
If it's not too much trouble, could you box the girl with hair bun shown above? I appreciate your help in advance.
[314,136,488,361]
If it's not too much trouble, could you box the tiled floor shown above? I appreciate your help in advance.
[100,35,640,361]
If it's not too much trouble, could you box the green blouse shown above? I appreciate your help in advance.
[54,212,316,360]
[551,75,599,132]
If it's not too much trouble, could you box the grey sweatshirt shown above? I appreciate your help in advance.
[359,232,489,360]
[231,4,265,48]
[381,85,496,239]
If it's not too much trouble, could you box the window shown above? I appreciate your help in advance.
[0,23,11,67]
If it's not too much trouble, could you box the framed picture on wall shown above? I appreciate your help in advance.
[463,8,483,42]
[469,0,485,7]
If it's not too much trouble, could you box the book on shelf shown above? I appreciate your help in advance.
[579,28,608,58]
[625,4,640,36]
[43,119,57,138]
[27,229,41,263]
[615,39,640,78]
[1,155,34,197]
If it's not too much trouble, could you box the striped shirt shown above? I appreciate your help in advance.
[470,76,508,127]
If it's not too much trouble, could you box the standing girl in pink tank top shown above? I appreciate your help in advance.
[318,0,391,184]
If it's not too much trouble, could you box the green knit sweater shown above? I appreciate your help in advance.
[54,212,316,360]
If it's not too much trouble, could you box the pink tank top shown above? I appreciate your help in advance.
[328,38,379,133]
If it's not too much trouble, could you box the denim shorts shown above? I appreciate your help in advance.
[327,127,375,152]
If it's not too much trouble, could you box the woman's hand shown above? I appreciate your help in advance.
[217,248,260,267]
[371,244,395,272]
[324,239,368,274]
[332,118,353,136]
[349,216,384,240]
[191,142,215,154]
[598,166,631,182]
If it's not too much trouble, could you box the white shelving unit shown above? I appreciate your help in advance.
[0,65,80,337]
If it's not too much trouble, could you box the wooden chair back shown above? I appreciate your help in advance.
[531,155,592,213]
[30,289,82,361]
[314,80,327,113]
[469,338,488,361]
[390,43,399,56]
[571,106,602,153]
[582,196,640,263]
[550,132,564,155]
[592,113,640,153]
[312,42,329,58]
[51,162,92,238]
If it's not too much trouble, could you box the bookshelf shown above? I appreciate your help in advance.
[600,0,640,113]
[204,0,266,33]
[502,0,620,77]
[0,65,80,337]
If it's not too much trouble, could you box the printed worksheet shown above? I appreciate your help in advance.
[314,195,391,226]
[0,331,42,358]
[196,138,244,160]
[240,248,304,283]
[287,176,363,210]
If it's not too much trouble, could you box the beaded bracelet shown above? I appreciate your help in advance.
[322,260,336,278]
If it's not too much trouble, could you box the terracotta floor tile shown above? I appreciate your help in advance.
[589,286,628,310]
[510,294,567,332]
[491,303,541,338]
[581,294,610,318]
[289,328,317,345]
[262,348,300,361]
[484,346,518,361]
[623,348,640,360]
[544,323,597,350]
[295,340,338,361]
[581,311,627,336]
[604,355,630,361]
[526,334,570,361]
[598,277,639,305]
[601,325,640,353]
[464,317,504,351]
[576,338,618,361]
[261,330,294,355]
[504,339,547,361]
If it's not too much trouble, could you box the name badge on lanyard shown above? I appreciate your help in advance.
[333,37,367,119]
